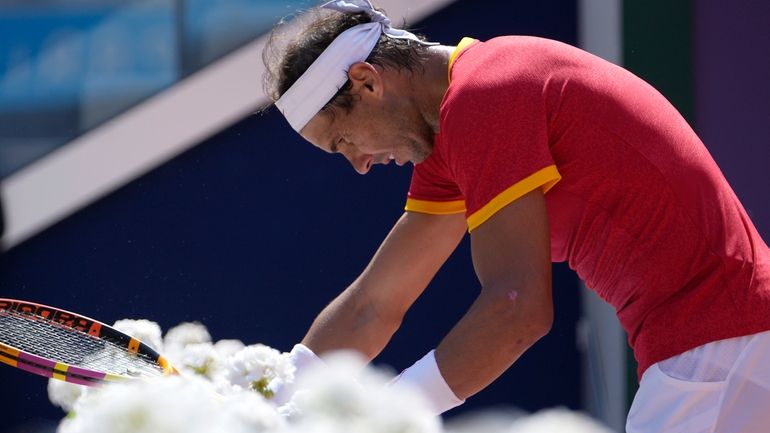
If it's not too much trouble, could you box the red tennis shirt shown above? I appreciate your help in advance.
[406,37,770,378]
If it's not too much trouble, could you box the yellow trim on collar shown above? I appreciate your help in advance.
[405,198,467,215]
[467,165,561,232]
[448,37,477,83]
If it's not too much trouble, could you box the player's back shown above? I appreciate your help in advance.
[454,36,770,376]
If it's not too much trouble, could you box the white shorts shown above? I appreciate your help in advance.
[626,330,770,433]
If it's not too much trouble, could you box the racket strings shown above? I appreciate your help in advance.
[0,309,163,377]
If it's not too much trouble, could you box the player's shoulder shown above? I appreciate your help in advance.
[450,36,580,82]
[445,36,552,100]
[464,35,582,59]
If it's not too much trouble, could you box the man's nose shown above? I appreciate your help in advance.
[343,148,372,175]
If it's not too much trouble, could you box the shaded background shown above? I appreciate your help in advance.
[1,0,768,432]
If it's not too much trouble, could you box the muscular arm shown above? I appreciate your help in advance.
[435,188,553,399]
[302,211,467,360]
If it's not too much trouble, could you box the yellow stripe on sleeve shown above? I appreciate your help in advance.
[467,165,561,232]
[405,198,466,215]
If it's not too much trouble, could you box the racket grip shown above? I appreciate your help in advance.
[388,350,465,415]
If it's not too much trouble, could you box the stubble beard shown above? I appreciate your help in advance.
[406,119,436,164]
[407,138,432,164]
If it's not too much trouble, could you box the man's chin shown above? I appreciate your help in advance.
[411,151,431,165]
[405,140,434,165]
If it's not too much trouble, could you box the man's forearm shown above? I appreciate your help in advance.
[301,281,401,361]
[301,212,467,361]
[434,283,553,400]
[429,189,553,401]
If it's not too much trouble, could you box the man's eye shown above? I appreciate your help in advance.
[334,137,345,153]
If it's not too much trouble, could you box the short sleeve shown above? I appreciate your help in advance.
[442,43,561,231]
[405,139,466,215]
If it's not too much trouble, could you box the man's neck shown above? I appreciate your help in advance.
[413,45,456,133]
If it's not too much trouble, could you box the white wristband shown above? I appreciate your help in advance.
[288,343,323,372]
[389,350,465,415]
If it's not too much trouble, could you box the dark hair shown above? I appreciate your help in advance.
[262,6,430,113]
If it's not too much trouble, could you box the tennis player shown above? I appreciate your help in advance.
[263,1,770,431]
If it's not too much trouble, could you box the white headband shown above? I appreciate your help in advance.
[275,0,435,132]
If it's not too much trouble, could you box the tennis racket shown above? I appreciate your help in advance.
[0,298,175,386]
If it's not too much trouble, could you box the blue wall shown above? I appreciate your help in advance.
[0,1,580,431]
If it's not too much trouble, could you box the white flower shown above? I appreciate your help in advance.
[220,389,286,432]
[58,375,256,433]
[280,418,366,433]
[505,408,615,433]
[214,339,246,357]
[112,319,164,352]
[223,344,295,398]
[46,315,610,433]
[286,351,441,433]
[47,379,90,413]
[444,408,528,433]
[173,342,226,381]
[164,321,212,352]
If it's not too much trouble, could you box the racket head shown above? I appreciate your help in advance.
[0,298,175,386]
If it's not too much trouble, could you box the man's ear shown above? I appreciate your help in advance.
[347,62,383,97]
